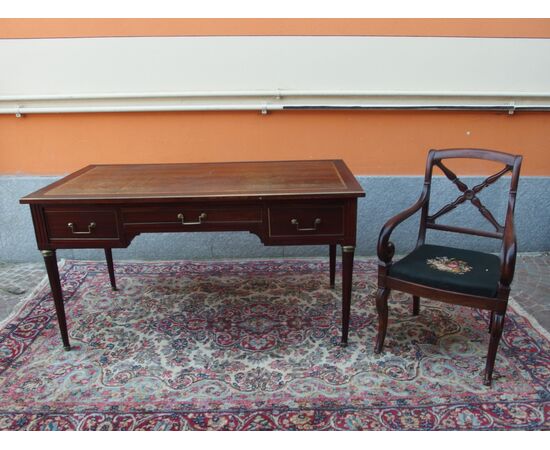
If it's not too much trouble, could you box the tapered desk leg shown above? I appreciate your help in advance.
[104,248,117,291]
[341,245,355,346]
[41,250,71,351]
[412,295,420,316]
[329,244,336,288]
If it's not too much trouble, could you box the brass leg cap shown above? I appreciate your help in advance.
[63,345,71,351]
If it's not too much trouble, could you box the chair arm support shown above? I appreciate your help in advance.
[499,209,517,287]
[377,187,429,264]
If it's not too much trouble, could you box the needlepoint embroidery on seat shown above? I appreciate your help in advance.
[426,256,472,275]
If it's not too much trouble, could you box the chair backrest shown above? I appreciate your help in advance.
[417,148,523,246]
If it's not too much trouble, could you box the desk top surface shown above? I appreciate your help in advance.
[21,160,365,203]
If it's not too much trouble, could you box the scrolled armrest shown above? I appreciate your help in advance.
[499,209,517,287]
[377,187,429,264]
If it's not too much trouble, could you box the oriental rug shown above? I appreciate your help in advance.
[0,259,548,430]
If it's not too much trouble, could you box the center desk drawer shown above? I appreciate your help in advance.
[122,205,262,226]
[44,208,119,239]
[268,204,344,237]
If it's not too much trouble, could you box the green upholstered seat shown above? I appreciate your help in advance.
[389,244,501,297]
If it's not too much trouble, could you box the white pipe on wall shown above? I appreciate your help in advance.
[1,90,550,102]
[1,93,549,116]
[0,104,283,115]
[1,102,549,116]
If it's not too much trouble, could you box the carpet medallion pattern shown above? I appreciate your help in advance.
[0,259,548,430]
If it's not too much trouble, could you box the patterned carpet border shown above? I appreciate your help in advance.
[0,259,548,430]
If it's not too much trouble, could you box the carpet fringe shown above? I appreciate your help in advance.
[509,297,550,341]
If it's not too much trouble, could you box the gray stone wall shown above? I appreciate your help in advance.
[1,175,549,262]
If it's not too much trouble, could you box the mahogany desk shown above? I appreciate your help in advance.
[20,160,365,350]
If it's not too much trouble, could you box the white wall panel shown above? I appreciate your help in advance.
[0,36,549,113]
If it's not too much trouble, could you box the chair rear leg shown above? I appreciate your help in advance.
[484,312,505,386]
[374,288,390,354]
[412,296,420,316]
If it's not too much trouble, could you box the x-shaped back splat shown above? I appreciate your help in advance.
[427,160,513,234]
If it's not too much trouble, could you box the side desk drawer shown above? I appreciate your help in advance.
[44,208,119,240]
[268,204,344,237]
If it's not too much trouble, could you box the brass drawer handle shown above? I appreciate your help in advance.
[177,212,207,225]
[290,218,321,231]
[67,221,96,235]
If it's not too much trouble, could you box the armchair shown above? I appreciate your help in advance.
[375,148,523,386]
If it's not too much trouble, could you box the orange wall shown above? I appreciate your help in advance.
[1,18,550,39]
[1,19,550,176]
[2,111,549,176]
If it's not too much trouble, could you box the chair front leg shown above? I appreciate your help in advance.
[484,312,505,386]
[374,288,390,354]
